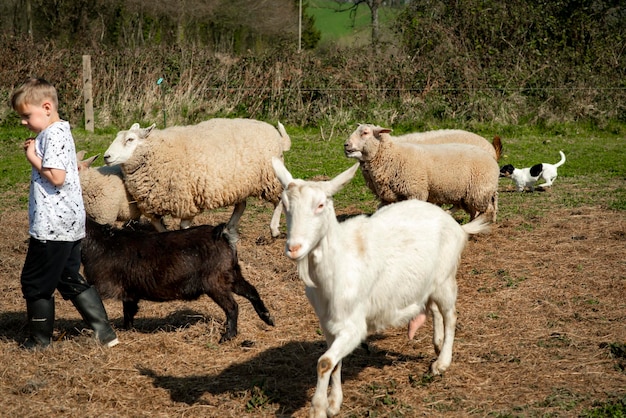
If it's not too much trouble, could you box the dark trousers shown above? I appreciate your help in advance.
[21,238,91,301]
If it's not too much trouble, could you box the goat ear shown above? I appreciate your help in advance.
[325,163,359,196]
[272,157,293,188]
[76,150,86,161]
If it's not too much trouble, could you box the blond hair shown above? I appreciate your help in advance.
[10,78,59,112]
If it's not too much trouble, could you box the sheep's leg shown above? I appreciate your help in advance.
[459,201,476,221]
[486,192,498,223]
[122,300,139,329]
[226,201,246,233]
[447,205,462,216]
[179,218,193,229]
[231,272,275,327]
[269,200,282,237]
[148,215,167,232]
[471,198,498,222]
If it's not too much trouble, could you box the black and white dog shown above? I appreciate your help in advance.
[500,151,566,192]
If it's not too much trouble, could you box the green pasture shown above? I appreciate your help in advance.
[1,123,624,217]
[308,0,402,45]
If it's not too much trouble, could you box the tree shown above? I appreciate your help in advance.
[334,0,384,48]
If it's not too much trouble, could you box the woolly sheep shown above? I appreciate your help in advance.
[103,118,291,236]
[393,128,502,160]
[77,151,141,225]
[272,157,490,417]
[344,124,500,222]
[81,208,275,343]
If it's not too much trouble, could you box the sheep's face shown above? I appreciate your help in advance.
[103,123,155,166]
[344,124,371,160]
[344,124,391,161]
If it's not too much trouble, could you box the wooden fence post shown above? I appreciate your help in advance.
[83,55,94,132]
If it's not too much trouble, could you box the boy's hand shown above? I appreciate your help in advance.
[23,138,35,152]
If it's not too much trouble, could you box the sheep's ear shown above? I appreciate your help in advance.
[84,154,99,166]
[272,157,293,188]
[325,163,359,196]
[372,126,392,139]
[143,123,157,138]
[76,150,86,161]
[77,154,99,171]
[130,123,141,130]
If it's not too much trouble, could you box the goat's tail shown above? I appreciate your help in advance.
[462,217,491,236]
[554,150,566,168]
[492,135,503,161]
[277,121,291,152]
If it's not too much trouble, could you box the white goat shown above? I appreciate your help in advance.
[271,158,490,418]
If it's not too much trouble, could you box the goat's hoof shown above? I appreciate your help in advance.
[430,361,449,376]
[218,331,237,344]
[261,313,275,326]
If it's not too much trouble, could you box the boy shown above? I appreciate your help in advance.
[10,78,118,349]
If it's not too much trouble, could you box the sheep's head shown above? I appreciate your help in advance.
[344,124,391,161]
[76,151,99,174]
[103,123,156,166]
[272,157,358,261]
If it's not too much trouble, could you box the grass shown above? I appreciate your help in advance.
[308,0,403,46]
[1,122,625,215]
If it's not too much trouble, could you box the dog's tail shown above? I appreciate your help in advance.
[554,150,566,168]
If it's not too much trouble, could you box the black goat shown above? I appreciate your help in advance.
[81,217,275,343]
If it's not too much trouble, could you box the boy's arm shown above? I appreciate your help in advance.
[24,138,66,187]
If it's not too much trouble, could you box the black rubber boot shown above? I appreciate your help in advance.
[22,297,55,350]
[71,286,119,347]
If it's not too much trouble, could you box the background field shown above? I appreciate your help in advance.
[307,0,402,46]
[0,123,624,417]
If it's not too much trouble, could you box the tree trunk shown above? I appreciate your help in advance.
[366,0,383,49]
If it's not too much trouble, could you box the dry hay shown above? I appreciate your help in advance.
[0,187,624,417]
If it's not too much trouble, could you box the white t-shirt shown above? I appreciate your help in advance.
[28,121,85,242]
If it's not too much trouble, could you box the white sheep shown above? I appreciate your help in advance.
[77,151,141,225]
[103,118,291,236]
[393,128,502,160]
[344,124,500,222]
[271,157,490,418]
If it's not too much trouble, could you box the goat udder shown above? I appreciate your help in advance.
[408,313,427,340]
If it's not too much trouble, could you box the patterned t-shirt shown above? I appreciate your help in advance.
[28,121,85,241]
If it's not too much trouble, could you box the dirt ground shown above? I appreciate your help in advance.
[0,183,624,417]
